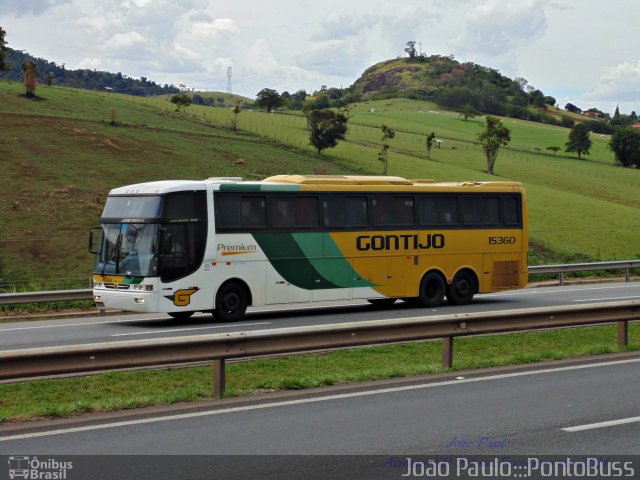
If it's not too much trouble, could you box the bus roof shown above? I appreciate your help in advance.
[109,175,525,195]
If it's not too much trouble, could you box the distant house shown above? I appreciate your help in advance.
[632,123,640,129]
[582,110,604,119]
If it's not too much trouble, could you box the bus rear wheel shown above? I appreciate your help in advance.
[214,281,248,322]
[446,271,476,305]
[418,271,446,308]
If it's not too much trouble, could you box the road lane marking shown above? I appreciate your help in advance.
[0,318,167,332]
[2,357,639,442]
[0,303,365,333]
[562,416,640,432]
[1,283,638,335]
[110,322,271,336]
[488,284,640,298]
[573,296,640,302]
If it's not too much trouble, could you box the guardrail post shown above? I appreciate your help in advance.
[213,358,226,398]
[617,321,629,348]
[625,268,630,282]
[559,272,565,286]
[442,337,454,369]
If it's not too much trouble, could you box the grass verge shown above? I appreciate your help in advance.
[1,323,638,424]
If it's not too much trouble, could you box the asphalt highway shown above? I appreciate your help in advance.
[0,355,638,479]
[1,282,639,351]
[1,282,639,479]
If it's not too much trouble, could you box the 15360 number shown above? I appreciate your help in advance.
[489,236,516,245]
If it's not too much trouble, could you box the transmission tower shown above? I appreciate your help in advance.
[226,67,232,94]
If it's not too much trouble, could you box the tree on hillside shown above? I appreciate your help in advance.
[0,26,8,71]
[254,88,283,113]
[546,146,561,156]
[231,100,242,131]
[478,116,510,175]
[528,89,545,108]
[308,109,348,155]
[425,132,436,158]
[565,103,582,114]
[404,41,417,60]
[565,123,592,160]
[609,127,640,167]
[458,104,479,121]
[610,113,634,127]
[287,89,307,110]
[378,124,396,175]
[22,60,38,97]
[170,92,191,112]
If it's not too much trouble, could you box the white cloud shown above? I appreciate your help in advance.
[1,0,71,17]
[190,18,239,38]
[452,0,548,57]
[1,0,638,113]
[584,61,640,102]
[109,31,146,49]
[77,57,103,70]
[310,14,377,41]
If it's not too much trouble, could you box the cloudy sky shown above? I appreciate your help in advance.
[2,0,639,114]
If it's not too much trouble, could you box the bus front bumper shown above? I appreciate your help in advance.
[93,289,159,313]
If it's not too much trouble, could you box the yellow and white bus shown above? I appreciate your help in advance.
[90,175,528,321]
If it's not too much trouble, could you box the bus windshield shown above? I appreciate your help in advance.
[96,223,159,277]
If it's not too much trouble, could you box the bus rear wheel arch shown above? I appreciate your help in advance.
[418,271,446,308]
[214,280,249,322]
[446,269,477,305]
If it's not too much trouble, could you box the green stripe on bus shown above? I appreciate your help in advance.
[252,233,367,290]
[252,233,338,289]
[292,233,375,288]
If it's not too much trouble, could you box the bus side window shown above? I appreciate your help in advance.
[215,195,241,227]
[439,196,459,225]
[241,196,266,227]
[502,196,521,226]
[323,196,368,227]
[372,196,414,226]
[419,196,459,226]
[294,197,319,227]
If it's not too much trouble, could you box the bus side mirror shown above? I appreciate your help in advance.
[88,227,102,254]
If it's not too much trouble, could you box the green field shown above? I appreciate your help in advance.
[1,81,640,290]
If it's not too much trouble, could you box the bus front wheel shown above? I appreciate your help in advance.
[418,272,446,308]
[214,281,248,322]
[446,271,476,305]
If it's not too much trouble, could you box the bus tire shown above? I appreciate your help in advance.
[168,311,194,320]
[367,298,397,307]
[446,271,476,305]
[418,271,446,308]
[214,281,248,322]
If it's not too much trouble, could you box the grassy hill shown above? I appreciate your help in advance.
[2,80,640,291]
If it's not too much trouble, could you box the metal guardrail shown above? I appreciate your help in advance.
[1,301,638,396]
[0,261,638,307]
[528,260,640,285]
[0,289,93,305]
